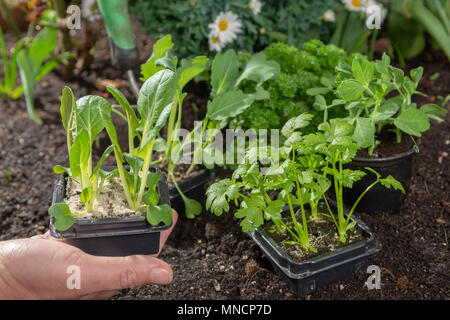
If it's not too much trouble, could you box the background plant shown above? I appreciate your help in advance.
[0,8,71,124]
[0,24,25,99]
[129,0,342,57]
[330,53,447,154]
[229,40,351,132]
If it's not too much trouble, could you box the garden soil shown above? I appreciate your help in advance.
[0,24,448,299]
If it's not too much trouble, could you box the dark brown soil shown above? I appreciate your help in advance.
[0,22,448,300]
[358,127,415,158]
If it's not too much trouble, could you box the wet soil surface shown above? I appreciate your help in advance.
[0,26,448,299]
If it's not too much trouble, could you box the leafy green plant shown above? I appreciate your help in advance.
[102,70,177,227]
[126,35,279,218]
[16,9,71,124]
[322,53,448,154]
[206,113,405,248]
[49,87,117,231]
[0,25,25,99]
[50,75,176,231]
[230,40,351,131]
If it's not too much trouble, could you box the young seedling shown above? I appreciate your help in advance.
[49,87,116,231]
[304,118,406,243]
[206,113,406,248]
[103,67,179,227]
[329,54,447,154]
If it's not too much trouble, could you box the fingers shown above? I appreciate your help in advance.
[156,209,178,256]
[30,231,65,242]
[79,254,173,293]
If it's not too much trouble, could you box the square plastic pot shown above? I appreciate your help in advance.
[249,208,382,296]
[49,166,172,257]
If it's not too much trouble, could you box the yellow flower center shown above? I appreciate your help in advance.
[351,0,361,7]
[211,36,219,44]
[218,20,228,31]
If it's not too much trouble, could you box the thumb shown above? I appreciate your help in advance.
[79,254,174,294]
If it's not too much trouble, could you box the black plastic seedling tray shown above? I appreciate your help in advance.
[49,167,172,257]
[168,169,213,215]
[249,207,382,296]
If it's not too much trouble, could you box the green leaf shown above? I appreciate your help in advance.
[319,119,353,141]
[146,172,161,188]
[53,165,70,175]
[264,199,285,222]
[206,90,255,121]
[341,169,366,188]
[69,130,90,180]
[178,56,208,91]
[140,35,173,81]
[410,67,424,84]
[107,86,139,137]
[254,86,270,100]
[394,108,430,136]
[206,179,231,216]
[235,207,263,232]
[80,187,93,204]
[49,203,75,231]
[234,52,280,88]
[143,189,159,206]
[155,50,178,72]
[138,69,177,150]
[76,95,112,143]
[147,204,172,226]
[184,197,202,219]
[17,49,40,123]
[153,137,168,152]
[307,87,330,96]
[352,117,374,148]
[92,145,114,177]
[379,175,405,194]
[337,79,364,101]
[281,113,314,137]
[420,104,447,122]
[313,95,327,111]
[352,57,374,86]
[60,86,75,133]
[346,221,357,231]
[123,153,144,174]
[211,49,240,95]
[374,101,400,121]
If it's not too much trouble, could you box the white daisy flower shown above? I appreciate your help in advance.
[342,0,370,12]
[323,10,336,23]
[208,11,242,46]
[248,0,263,15]
[208,30,223,52]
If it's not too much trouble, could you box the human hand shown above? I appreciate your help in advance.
[0,210,178,300]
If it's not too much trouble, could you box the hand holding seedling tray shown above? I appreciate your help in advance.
[48,65,179,256]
